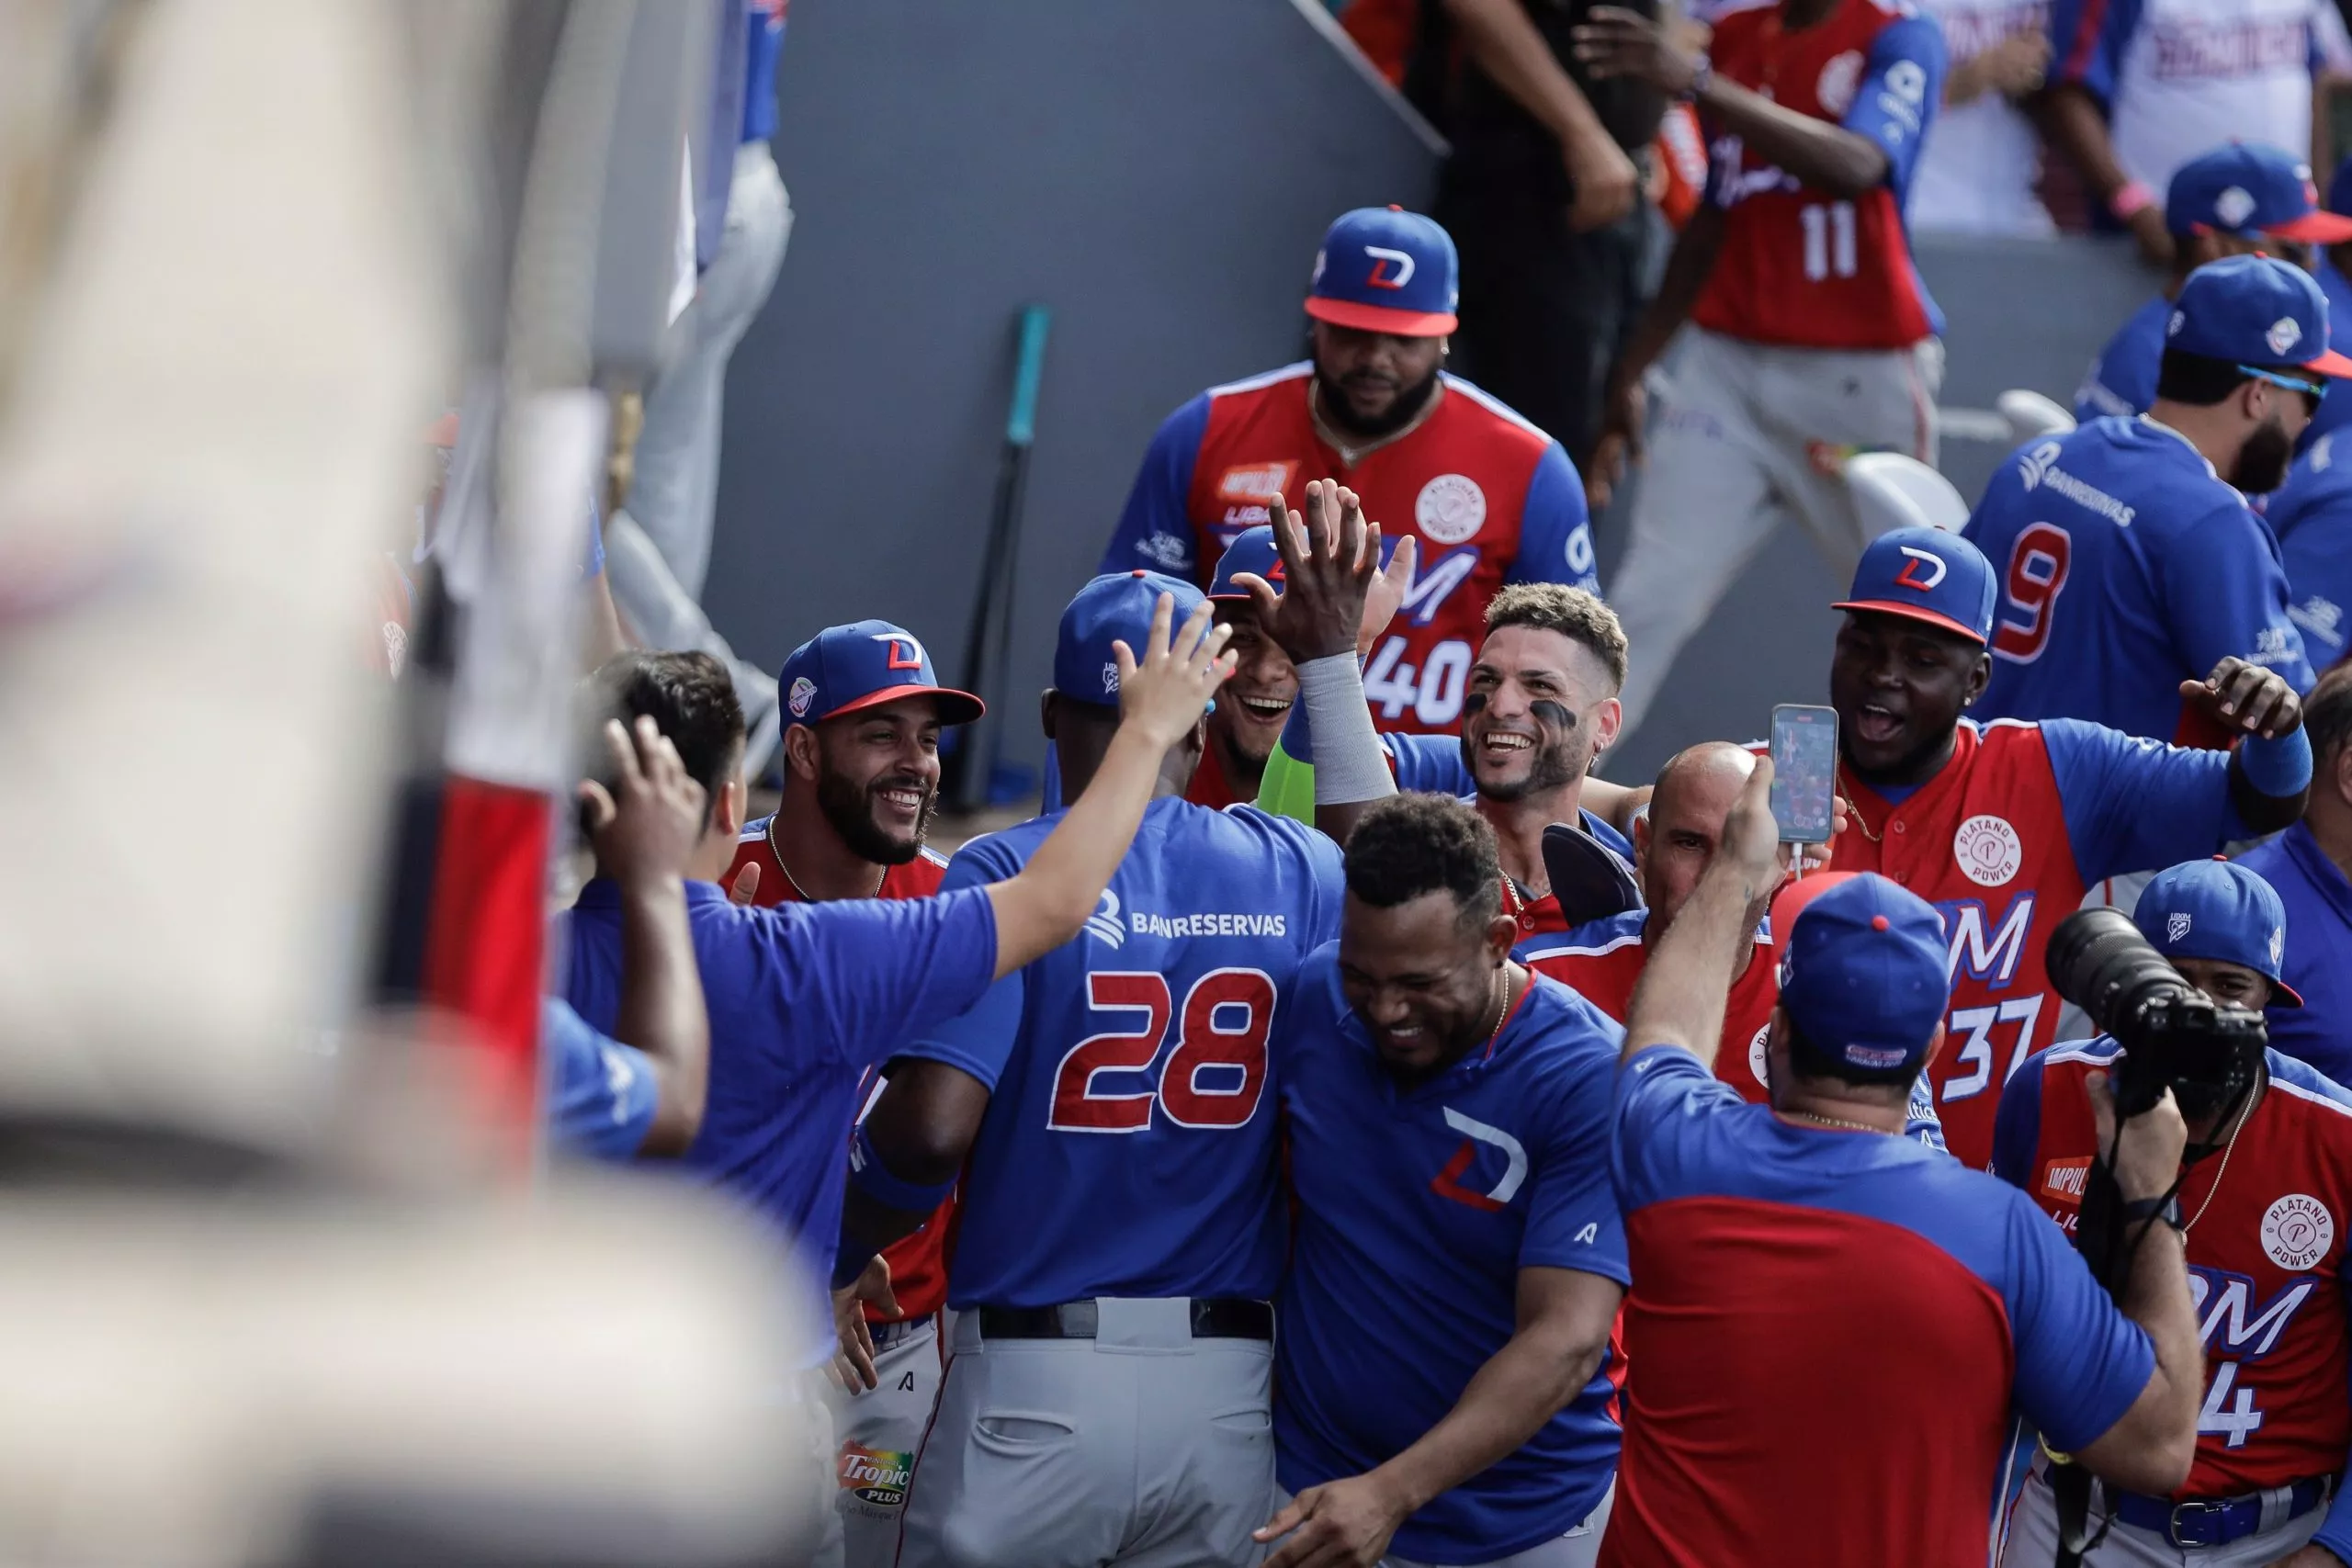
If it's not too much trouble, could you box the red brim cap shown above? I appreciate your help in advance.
[2299,347,2352,380]
[1304,296,1458,337]
[1830,599,1989,645]
[2266,209,2352,244]
[2274,977,2307,1008]
[820,683,986,726]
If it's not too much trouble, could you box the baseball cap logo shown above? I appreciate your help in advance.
[2167,911,2192,943]
[1894,544,1947,591]
[2269,316,2304,355]
[869,632,926,671]
[1364,244,1417,290]
[2214,186,2256,228]
[787,676,817,718]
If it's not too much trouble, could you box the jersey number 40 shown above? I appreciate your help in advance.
[1047,969,1274,1133]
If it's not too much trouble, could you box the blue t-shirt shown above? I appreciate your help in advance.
[897,796,1343,1308]
[563,877,998,1343]
[2074,295,2169,423]
[1962,418,2313,740]
[1276,960,1628,1562]
[2267,432,2352,671]
[543,997,656,1159]
[2237,824,2352,1086]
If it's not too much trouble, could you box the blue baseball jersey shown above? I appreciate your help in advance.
[1276,961,1627,1562]
[2237,824,2352,1085]
[1603,1046,2154,1567]
[1963,418,2314,741]
[899,796,1343,1308]
[2073,297,2168,423]
[543,997,657,1159]
[2267,432,2352,670]
[564,878,998,1345]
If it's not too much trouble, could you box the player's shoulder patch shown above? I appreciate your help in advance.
[1206,361,1313,400]
[1439,372,1555,448]
[2267,1052,2352,1121]
[738,814,773,843]
[1520,908,1646,965]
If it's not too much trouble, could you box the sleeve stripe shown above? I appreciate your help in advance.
[2060,0,2112,88]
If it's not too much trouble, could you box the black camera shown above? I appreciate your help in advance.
[2045,908,2267,1122]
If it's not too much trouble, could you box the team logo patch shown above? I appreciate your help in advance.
[1414,474,1487,545]
[1952,814,2023,888]
[1429,1106,1529,1212]
[1747,1023,1771,1089]
[1083,889,1125,949]
[2213,186,2257,229]
[2167,911,2192,944]
[2262,1193,2335,1272]
[787,676,818,718]
[2167,309,2186,339]
[2272,925,2287,967]
[1364,244,1417,289]
[2041,1157,2092,1204]
[837,1442,912,1507]
[1894,543,1948,591]
[1815,50,1864,116]
[1217,461,1297,503]
[2268,316,2304,356]
[1102,661,1120,696]
[2018,440,2063,491]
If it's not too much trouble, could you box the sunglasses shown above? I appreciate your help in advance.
[2239,364,2329,405]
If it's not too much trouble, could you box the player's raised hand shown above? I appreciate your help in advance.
[727,862,762,905]
[1112,590,1236,750]
[1721,753,1786,899]
[1572,5,1703,96]
[1357,533,1416,659]
[578,716,707,886]
[1239,479,1381,664]
[1254,1474,1410,1568]
[2179,656,2303,740]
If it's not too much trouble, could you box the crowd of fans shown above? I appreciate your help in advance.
[378,1,2352,1564]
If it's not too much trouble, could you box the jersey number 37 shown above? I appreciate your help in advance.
[1047,969,1274,1133]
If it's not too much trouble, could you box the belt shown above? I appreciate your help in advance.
[2108,1476,2332,1548]
[975,1299,1272,1341]
[866,1315,933,1352]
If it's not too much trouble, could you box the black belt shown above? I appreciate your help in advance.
[976,1298,1272,1340]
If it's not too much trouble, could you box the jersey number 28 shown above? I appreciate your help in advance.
[1048,969,1274,1133]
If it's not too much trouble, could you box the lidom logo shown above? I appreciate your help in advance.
[838,1443,913,1507]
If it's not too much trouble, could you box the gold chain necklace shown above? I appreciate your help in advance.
[1785,1109,1889,1134]
[2183,1091,2258,1235]
[1486,965,1518,1051]
[768,814,886,902]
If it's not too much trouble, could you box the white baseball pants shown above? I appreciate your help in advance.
[1268,1483,1613,1568]
[820,1315,944,1568]
[2000,1463,2325,1567]
[895,1298,1276,1568]
[1609,328,1944,742]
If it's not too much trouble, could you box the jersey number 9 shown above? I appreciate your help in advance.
[1048,969,1275,1134]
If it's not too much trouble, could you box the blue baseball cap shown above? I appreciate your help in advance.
[1306,206,1460,337]
[1773,873,1954,1073]
[1053,570,1206,705]
[2166,141,2352,243]
[1833,525,1997,645]
[2167,254,2352,379]
[777,620,983,728]
[1207,525,1283,602]
[2132,858,2303,1007]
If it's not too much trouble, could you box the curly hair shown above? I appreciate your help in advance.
[588,650,745,817]
[1343,793,1502,929]
[1485,583,1629,691]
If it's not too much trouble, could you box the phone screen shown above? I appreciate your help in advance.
[1770,705,1838,844]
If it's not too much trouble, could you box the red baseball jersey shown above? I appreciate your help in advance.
[1521,910,1781,1101]
[1832,718,2241,1169]
[728,816,954,1322]
[1996,1043,2352,1497]
[1185,745,1250,811]
[1104,365,1599,733]
[1693,0,1947,350]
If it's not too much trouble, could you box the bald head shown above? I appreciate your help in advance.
[1637,742,1758,929]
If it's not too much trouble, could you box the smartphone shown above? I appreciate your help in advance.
[1770,704,1838,845]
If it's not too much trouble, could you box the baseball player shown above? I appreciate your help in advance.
[1102,205,1600,736]
[1908,0,2056,239]
[2267,434,2352,674]
[1995,859,2352,1567]
[718,620,978,1565]
[1967,254,2325,745]
[1257,794,1625,1568]
[1810,525,2314,1169]
[1605,775,2205,1568]
[2071,143,2352,425]
[839,570,1349,1568]
[1573,0,1949,743]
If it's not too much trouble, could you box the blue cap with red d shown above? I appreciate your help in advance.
[1054,570,1206,705]
[1207,525,1283,602]
[2168,253,2352,381]
[2132,858,2303,1007]
[2166,141,2352,243]
[1833,525,1997,645]
[777,619,983,728]
[1774,873,1953,1073]
[1306,207,1460,337]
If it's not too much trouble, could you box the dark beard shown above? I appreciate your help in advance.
[1314,361,1442,442]
[2228,413,2295,495]
[1464,733,1585,805]
[816,769,931,866]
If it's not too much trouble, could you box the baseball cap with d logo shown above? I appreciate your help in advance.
[1833,525,1996,645]
[776,620,984,729]
[1306,207,1460,337]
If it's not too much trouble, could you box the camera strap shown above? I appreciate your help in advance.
[2049,1452,2109,1567]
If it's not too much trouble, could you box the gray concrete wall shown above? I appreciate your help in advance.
[701,0,1441,774]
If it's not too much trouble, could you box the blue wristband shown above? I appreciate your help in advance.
[2237,723,2312,797]
[831,1242,878,1292]
[848,1121,956,1214]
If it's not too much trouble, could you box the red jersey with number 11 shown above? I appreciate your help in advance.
[1694,0,1947,350]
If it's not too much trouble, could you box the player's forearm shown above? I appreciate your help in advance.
[1690,78,1890,197]
[2095,1223,2200,1490]
[2227,725,2314,836]
[2031,85,2132,204]
[1623,845,1770,1066]
[1611,204,1724,388]
[613,876,708,1155]
[839,1185,930,1259]
[1441,0,1612,151]
[986,726,1166,976]
[1369,1323,1610,1517]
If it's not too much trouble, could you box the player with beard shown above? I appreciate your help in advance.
[1962,254,2327,746]
[1103,206,1600,737]
[1807,525,2313,1169]
[723,618,980,1568]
